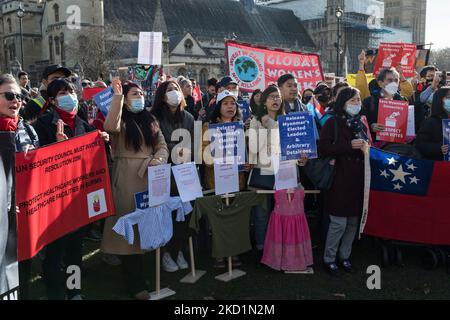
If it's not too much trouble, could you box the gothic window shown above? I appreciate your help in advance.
[60,33,65,63]
[184,39,193,55]
[199,68,208,87]
[53,3,60,23]
[7,18,12,33]
[55,36,60,55]
[49,36,54,62]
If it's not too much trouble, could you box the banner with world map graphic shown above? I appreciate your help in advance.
[226,40,324,92]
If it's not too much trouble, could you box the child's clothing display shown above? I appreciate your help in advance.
[113,197,192,251]
[261,189,313,271]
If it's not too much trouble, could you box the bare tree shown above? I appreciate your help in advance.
[430,48,450,71]
[66,22,125,80]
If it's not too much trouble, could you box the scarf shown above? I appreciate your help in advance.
[55,108,77,133]
[0,116,19,132]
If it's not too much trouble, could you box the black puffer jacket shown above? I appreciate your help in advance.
[416,99,448,161]
[15,119,40,152]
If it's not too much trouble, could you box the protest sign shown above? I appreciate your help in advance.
[415,48,430,73]
[373,43,416,78]
[134,191,150,210]
[443,120,450,162]
[138,32,162,65]
[148,164,171,207]
[274,160,298,191]
[16,132,114,261]
[93,87,114,117]
[172,162,203,202]
[237,99,251,122]
[0,133,19,300]
[82,87,104,101]
[376,99,409,143]
[279,112,318,161]
[226,40,324,92]
[208,122,246,165]
[214,162,239,196]
[346,73,375,87]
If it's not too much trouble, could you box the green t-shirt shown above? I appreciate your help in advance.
[189,191,268,258]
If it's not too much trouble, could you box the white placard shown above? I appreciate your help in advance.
[171,162,203,202]
[138,32,162,65]
[275,160,298,191]
[148,164,171,207]
[213,162,239,196]
[406,105,415,137]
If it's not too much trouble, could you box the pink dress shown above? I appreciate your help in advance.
[261,189,313,271]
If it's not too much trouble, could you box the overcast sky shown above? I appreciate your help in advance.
[426,0,450,49]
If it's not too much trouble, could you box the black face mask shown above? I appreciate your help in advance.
[426,79,433,84]
[302,96,312,104]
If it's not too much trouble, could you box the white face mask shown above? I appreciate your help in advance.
[166,90,183,107]
[345,104,361,116]
[384,82,399,96]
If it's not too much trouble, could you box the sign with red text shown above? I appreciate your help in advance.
[226,40,324,92]
[15,132,114,261]
[373,43,416,78]
[376,99,409,143]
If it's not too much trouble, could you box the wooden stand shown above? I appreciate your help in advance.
[149,248,176,300]
[180,237,206,284]
[215,256,246,282]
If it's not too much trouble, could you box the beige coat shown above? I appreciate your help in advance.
[101,95,169,255]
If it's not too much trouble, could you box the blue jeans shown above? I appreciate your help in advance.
[252,205,269,250]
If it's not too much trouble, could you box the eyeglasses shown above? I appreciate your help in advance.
[0,92,22,101]
[268,95,281,101]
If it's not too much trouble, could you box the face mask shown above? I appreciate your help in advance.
[166,90,183,107]
[130,98,145,113]
[444,99,450,114]
[345,104,361,117]
[57,94,78,112]
[384,82,399,96]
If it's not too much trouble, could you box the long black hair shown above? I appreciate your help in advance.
[334,87,360,117]
[150,80,187,126]
[431,86,450,118]
[256,85,285,121]
[250,89,262,116]
[122,82,158,152]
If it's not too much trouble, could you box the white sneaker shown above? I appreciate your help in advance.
[176,251,189,270]
[162,252,179,272]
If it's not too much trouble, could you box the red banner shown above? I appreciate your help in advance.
[15,131,115,261]
[82,87,104,101]
[376,99,409,143]
[373,43,417,78]
[226,40,324,92]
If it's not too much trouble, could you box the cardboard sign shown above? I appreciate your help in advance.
[226,40,324,92]
[138,32,162,65]
[172,162,203,202]
[374,43,416,78]
[376,99,409,143]
[147,164,171,207]
[279,112,318,161]
[443,120,450,162]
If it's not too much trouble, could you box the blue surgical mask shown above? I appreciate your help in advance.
[57,94,78,112]
[345,104,361,116]
[130,98,145,113]
[444,99,450,114]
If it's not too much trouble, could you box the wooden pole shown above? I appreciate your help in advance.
[189,237,196,277]
[156,248,161,294]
